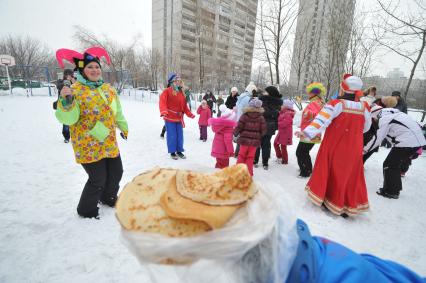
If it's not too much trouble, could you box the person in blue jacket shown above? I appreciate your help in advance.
[285,219,425,283]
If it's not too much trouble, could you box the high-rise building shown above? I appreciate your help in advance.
[289,0,355,97]
[152,0,258,92]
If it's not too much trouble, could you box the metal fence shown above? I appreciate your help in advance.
[0,65,131,96]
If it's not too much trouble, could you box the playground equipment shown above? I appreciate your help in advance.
[0,54,15,95]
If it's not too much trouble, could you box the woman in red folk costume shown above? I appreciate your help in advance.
[159,73,195,160]
[301,74,372,218]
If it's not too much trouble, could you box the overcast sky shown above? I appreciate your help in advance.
[0,0,424,79]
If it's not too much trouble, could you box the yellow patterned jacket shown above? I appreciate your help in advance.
[55,82,128,164]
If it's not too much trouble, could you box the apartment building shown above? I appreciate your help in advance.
[288,0,355,96]
[152,0,258,92]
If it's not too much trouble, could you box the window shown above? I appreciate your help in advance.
[219,5,232,17]
[202,0,216,11]
[234,30,244,39]
[182,24,196,34]
[217,33,229,43]
[236,2,246,12]
[181,45,196,53]
[233,38,244,46]
[181,55,196,62]
[219,15,231,25]
[182,34,195,43]
[219,25,230,33]
[235,21,246,30]
[182,13,196,24]
[217,42,229,50]
[182,3,196,13]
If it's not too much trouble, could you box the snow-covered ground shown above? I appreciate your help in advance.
[0,93,425,283]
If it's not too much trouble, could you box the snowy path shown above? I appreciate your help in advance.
[0,95,425,282]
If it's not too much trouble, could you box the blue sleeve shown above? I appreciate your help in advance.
[285,219,425,283]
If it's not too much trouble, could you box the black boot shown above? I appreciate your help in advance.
[100,196,117,207]
[177,152,186,159]
[376,188,399,199]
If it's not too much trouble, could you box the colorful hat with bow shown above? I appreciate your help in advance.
[55,46,111,74]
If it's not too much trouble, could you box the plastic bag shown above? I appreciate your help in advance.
[120,184,298,283]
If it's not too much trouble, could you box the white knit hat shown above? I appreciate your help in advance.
[340,74,363,94]
[219,104,232,118]
[231,86,238,93]
[245,82,257,94]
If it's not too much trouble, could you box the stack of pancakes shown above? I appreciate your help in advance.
[115,164,258,237]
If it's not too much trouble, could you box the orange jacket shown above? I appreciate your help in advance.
[159,87,194,126]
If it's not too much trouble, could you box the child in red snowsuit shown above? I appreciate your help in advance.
[197,100,211,142]
[234,98,267,176]
[274,99,295,164]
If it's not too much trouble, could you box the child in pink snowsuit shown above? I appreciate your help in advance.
[274,99,295,164]
[197,100,211,141]
[208,105,237,168]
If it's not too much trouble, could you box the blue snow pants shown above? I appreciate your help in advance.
[286,219,425,283]
[165,121,184,154]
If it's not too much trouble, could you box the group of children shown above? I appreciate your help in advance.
[196,85,297,176]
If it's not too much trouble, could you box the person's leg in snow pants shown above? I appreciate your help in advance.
[215,158,229,169]
[62,125,70,141]
[160,125,166,138]
[382,147,418,196]
[296,142,314,176]
[237,145,257,175]
[199,125,207,140]
[165,121,184,153]
[254,135,272,166]
[78,155,123,218]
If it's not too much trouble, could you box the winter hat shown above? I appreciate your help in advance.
[282,99,294,109]
[248,98,262,108]
[167,72,181,86]
[391,91,401,97]
[306,82,326,98]
[340,73,363,94]
[56,46,111,74]
[219,104,232,118]
[245,82,257,94]
[381,96,398,108]
[231,86,238,93]
[265,86,282,98]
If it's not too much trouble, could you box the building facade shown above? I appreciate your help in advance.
[152,0,258,92]
[288,0,355,98]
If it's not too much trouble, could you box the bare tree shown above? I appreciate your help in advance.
[0,35,53,79]
[251,64,270,89]
[256,0,301,85]
[73,25,140,92]
[374,0,426,100]
[345,4,382,79]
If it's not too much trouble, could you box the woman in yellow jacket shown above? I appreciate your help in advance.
[55,47,128,219]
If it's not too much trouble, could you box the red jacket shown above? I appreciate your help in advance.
[275,108,295,145]
[300,96,323,143]
[159,87,194,126]
[197,105,211,126]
